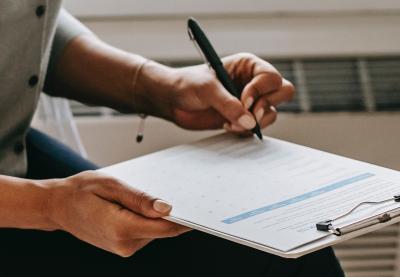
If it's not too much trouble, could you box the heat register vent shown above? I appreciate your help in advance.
[334,224,400,277]
[68,56,400,116]
[274,57,400,113]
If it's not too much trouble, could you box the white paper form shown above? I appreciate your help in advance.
[100,133,400,253]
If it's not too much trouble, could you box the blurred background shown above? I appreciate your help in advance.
[33,1,400,276]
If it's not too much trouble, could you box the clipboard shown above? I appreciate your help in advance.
[165,195,400,258]
[99,133,400,259]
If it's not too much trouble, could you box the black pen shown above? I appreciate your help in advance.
[187,17,263,140]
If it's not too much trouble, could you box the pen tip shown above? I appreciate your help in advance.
[252,124,263,140]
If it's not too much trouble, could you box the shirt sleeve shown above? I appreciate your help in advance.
[45,9,92,92]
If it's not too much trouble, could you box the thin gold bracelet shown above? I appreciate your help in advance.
[131,59,150,143]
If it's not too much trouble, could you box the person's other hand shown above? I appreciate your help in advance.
[168,53,295,134]
[43,171,189,257]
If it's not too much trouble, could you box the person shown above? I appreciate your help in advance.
[0,2,344,276]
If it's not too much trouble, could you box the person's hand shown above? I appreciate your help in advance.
[43,171,189,257]
[143,53,294,134]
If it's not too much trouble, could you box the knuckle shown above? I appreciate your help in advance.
[80,170,96,176]
[74,171,117,188]
[70,170,94,182]
[99,175,118,185]
[69,171,96,190]
[222,97,240,110]
[268,72,283,90]
[259,97,269,109]
[92,177,120,195]
[135,190,150,213]
[220,98,243,120]
[267,112,278,126]
[199,80,218,95]
[84,170,104,180]
[271,111,278,123]
[284,80,296,100]
[237,52,257,60]
[194,72,216,89]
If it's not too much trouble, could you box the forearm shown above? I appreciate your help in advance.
[0,175,55,230]
[47,34,177,117]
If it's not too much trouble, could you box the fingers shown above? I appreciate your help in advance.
[223,53,283,109]
[88,175,192,238]
[261,79,295,107]
[222,78,293,135]
[174,108,226,130]
[241,72,283,109]
[215,54,294,134]
[59,171,191,258]
[251,78,294,122]
[258,106,278,129]
[204,81,256,130]
[113,208,191,239]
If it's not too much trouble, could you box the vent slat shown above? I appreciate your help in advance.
[334,248,397,257]
[368,58,400,111]
[334,237,397,247]
[341,259,394,268]
[346,271,394,277]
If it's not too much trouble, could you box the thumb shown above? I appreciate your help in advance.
[131,189,172,218]
[97,177,172,218]
[206,81,256,130]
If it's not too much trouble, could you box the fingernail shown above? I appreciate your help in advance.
[231,124,246,132]
[255,108,264,122]
[238,114,256,129]
[245,97,254,110]
[223,122,230,130]
[153,199,172,214]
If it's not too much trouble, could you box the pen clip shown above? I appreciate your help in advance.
[187,25,211,69]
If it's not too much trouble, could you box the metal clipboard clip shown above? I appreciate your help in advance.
[316,195,400,236]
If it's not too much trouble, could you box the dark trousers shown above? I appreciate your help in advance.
[0,129,345,276]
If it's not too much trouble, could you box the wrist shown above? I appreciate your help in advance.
[0,175,59,231]
[130,59,178,120]
[29,179,60,231]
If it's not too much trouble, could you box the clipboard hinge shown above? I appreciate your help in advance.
[316,220,332,231]
[378,213,392,223]
[315,195,400,236]
[316,220,341,235]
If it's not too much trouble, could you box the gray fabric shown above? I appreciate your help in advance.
[0,1,90,177]
[45,9,92,94]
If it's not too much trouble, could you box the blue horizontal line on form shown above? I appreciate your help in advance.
[222,172,375,224]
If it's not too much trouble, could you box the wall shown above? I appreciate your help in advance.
[64,0,400,60]
[76,113,400,170]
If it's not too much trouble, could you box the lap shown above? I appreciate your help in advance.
[25,128,98,179]
[0,128,344,276]
[0,228,341,276]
